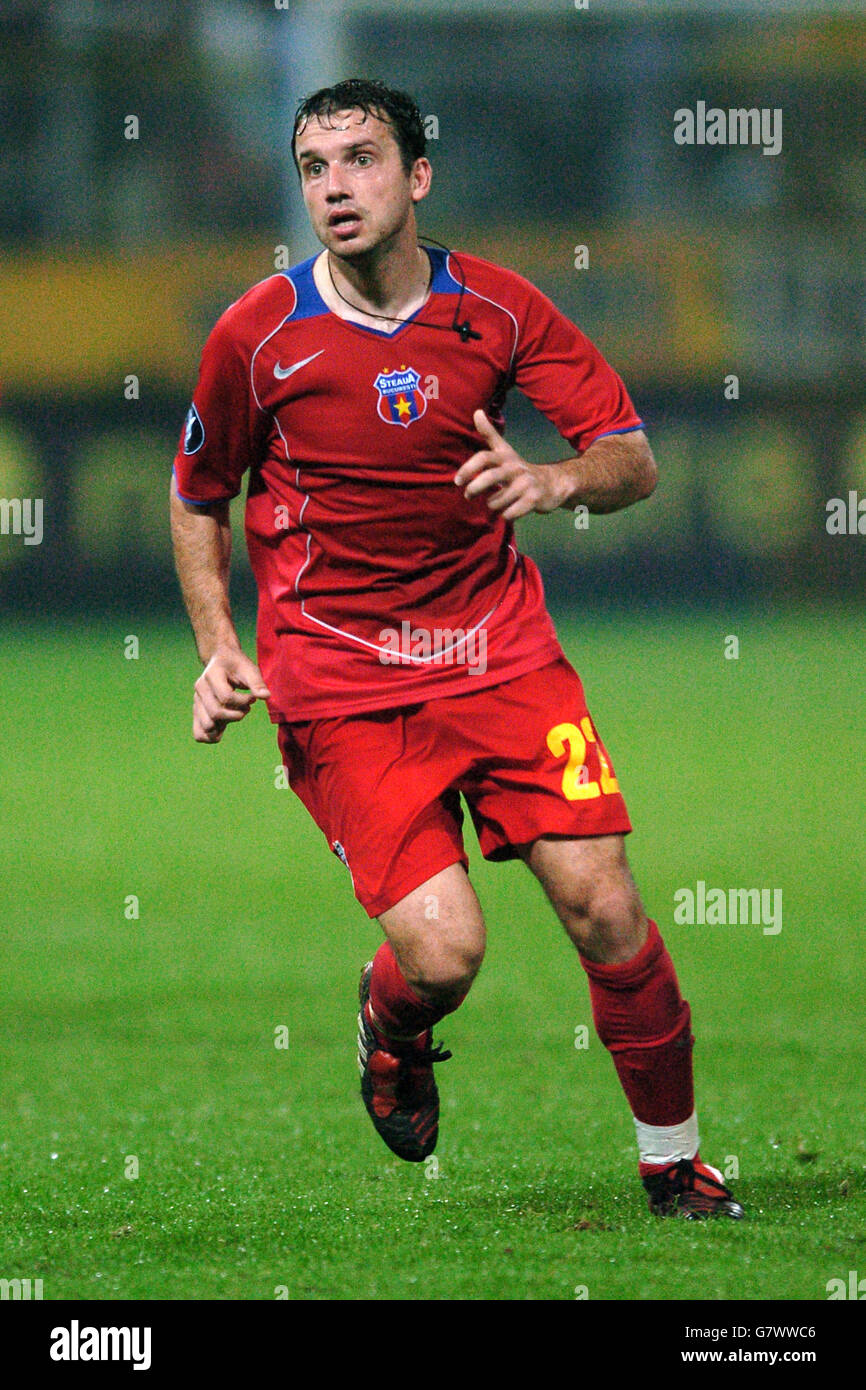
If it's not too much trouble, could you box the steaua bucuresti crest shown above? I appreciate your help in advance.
[373,364,427,428]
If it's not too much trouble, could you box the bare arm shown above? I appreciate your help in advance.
[454,411,657,520]
[543,429,657,514]
[170,475,269,742]
[170,476,238,661]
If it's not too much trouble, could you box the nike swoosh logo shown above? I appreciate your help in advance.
[274,349,325,379]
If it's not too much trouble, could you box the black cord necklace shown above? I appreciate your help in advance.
[326,247,432,327]
[325,235,482,342]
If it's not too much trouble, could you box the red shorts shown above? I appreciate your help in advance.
[277,655,632,918]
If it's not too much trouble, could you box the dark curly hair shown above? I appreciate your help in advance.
[291,78,426,176]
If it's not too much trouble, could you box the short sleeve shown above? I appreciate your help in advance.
[173,311,265,504]
[511,281,644,453]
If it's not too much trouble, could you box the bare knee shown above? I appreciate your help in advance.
[562,875,647,963]
[406,930,485,1007]
[380,864,486,1008]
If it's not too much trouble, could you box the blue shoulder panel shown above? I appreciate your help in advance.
[280,256,330,322]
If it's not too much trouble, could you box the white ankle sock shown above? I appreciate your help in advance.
[634,1110,700,1167]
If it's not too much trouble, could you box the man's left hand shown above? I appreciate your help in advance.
[454,410,566,521]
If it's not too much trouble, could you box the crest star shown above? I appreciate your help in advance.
[395,395,411,417]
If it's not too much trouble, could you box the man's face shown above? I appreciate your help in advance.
[295,108,429,258]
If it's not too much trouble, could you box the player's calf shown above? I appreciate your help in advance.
[523,838,743,1219]
[357,866,483,1161]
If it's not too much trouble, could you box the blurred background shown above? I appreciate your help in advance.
[2,0,865,612]
[2,3,865,1303]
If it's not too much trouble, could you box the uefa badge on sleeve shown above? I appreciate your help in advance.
[373,365,427,428]
[182,403,205,454]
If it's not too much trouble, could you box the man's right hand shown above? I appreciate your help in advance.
[192,645,271,744]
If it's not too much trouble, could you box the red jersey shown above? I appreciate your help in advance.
[173,247,644,722]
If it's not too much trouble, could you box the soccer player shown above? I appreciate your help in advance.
[171,79,742,1219]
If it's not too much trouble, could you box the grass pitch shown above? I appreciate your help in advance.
[1,606,864,1300]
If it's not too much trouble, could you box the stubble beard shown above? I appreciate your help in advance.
[323,195,414,274]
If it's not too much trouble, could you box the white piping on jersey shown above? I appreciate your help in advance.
[299,582,500,662]
[445,252,520,373]
[293,461,518,656]
[266,259,521,653]
[249,281,298,411]
[247,276,303,537]
[293,475,312,595]
[440,260,520,567]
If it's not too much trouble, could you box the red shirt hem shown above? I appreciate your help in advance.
[269,639,564,724]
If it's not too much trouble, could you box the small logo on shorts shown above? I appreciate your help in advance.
[332,840,349,869]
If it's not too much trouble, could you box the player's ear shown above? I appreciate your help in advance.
[410,158,432,203]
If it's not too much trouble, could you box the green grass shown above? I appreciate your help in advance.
[1,607,864,1300]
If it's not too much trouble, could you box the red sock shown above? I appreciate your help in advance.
[368,941,464,1046]
[580,920,695,1127]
